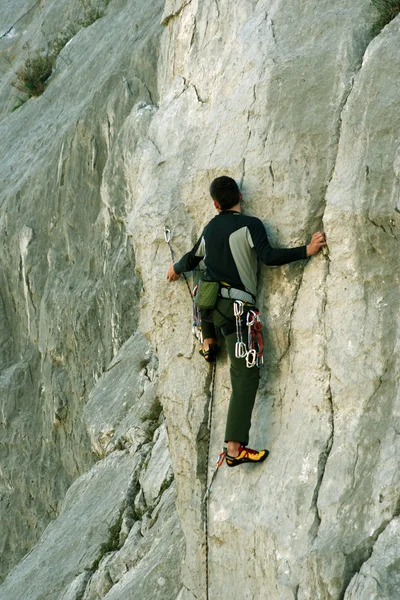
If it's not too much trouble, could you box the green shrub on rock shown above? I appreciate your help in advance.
[11,53,54,98]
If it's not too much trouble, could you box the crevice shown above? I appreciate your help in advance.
[196,362,215,485]
[351,443,360,488]
[149,138,162,156]
[240,158,246,188]
[277,268,305,367]
[190,16,197,48]
[191,83,206,104]
[122,76,134,96]
[143,83,155,106]
[309,259,334,543]
[367,215,398,239]
[208,130,219,163]
[240,85,257,182]
[214,0,220,18]
[162,0,193,26]
[322,28,383,225]
[308,378,334,543]
[269,16,277,44]
[269,162,275,187]
[341,497,400,599]
[0,0,41,39]
[323,75,356,199]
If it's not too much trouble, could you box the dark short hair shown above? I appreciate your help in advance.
[209,176,240,210]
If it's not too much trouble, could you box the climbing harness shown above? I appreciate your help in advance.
[164,226,203,343]
[233,300,264,368]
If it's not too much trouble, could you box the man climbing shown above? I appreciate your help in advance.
[166,176,326,467]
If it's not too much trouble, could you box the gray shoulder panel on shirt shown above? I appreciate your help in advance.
[228,227,258,297]
[195,236,206,257]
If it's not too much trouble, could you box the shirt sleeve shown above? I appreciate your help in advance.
[248,218,307,266]
[173,233,205,274]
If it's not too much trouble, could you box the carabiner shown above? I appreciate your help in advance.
[235,341,247,358]
[234,300,244,317]
[246,349,257,368]
[246,311,256,326]
[164,226,171,244]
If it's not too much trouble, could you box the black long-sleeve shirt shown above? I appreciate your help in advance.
[174,210,307,297]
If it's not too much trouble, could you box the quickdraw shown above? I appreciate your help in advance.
[234,301,264,368]
[191,284,203,344]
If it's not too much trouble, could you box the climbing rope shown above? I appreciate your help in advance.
[164,225,225,600]
[203,360,226,600]
[164,226,203,342]
[164,226,193,297]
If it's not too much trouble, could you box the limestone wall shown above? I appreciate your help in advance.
[0,0,399,598]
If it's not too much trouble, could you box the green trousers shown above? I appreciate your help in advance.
[201,298,260,445]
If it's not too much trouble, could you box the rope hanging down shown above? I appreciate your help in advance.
[164,226,193,297]
[164,225,225,600]
[164,226,203,343]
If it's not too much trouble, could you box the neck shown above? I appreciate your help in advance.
[222,203,241,213]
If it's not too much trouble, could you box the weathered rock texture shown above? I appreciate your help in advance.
[0,0,399,598]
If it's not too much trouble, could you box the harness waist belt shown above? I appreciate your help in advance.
[220,286,255,304]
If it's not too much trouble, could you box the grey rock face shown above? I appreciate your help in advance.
[0,0,399,599]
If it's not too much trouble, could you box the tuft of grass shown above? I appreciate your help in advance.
[9,0,110,107]
[371,0,400,32]
[11,52,54,98]
[50,24,79,57]
[78,0,107,28]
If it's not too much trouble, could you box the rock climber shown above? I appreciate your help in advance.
[166,176,326,467]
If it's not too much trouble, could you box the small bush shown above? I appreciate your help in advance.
[372,0,400,30]
[11,53,54,98]
[9,0,110,107]
[79,0,106,27]
[50,25,79,57]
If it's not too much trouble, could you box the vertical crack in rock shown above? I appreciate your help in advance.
[269,15,277,44]
[191,83,206,104]
[277,267,305,368]
[190,16,197,49]
[240,85,257,186]
[323,75,356,207]
[84,453,146,595]
[309,258,334,543]
[341,497,400,599]
[196,364,215,488]
[240,158,246,188]
[143,83,156,106]
[322,30,382,221]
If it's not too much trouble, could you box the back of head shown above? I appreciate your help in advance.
[209,176,240,210]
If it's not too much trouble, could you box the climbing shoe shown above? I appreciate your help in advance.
[199,343,219,363]
[225,445,269,467]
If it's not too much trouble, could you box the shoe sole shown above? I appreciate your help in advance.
[226,450,269,468]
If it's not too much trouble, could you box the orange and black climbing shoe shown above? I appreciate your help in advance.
[225,445,269,467]
[199,343,219,363]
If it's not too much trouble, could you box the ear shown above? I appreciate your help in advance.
[213,200,221,211]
